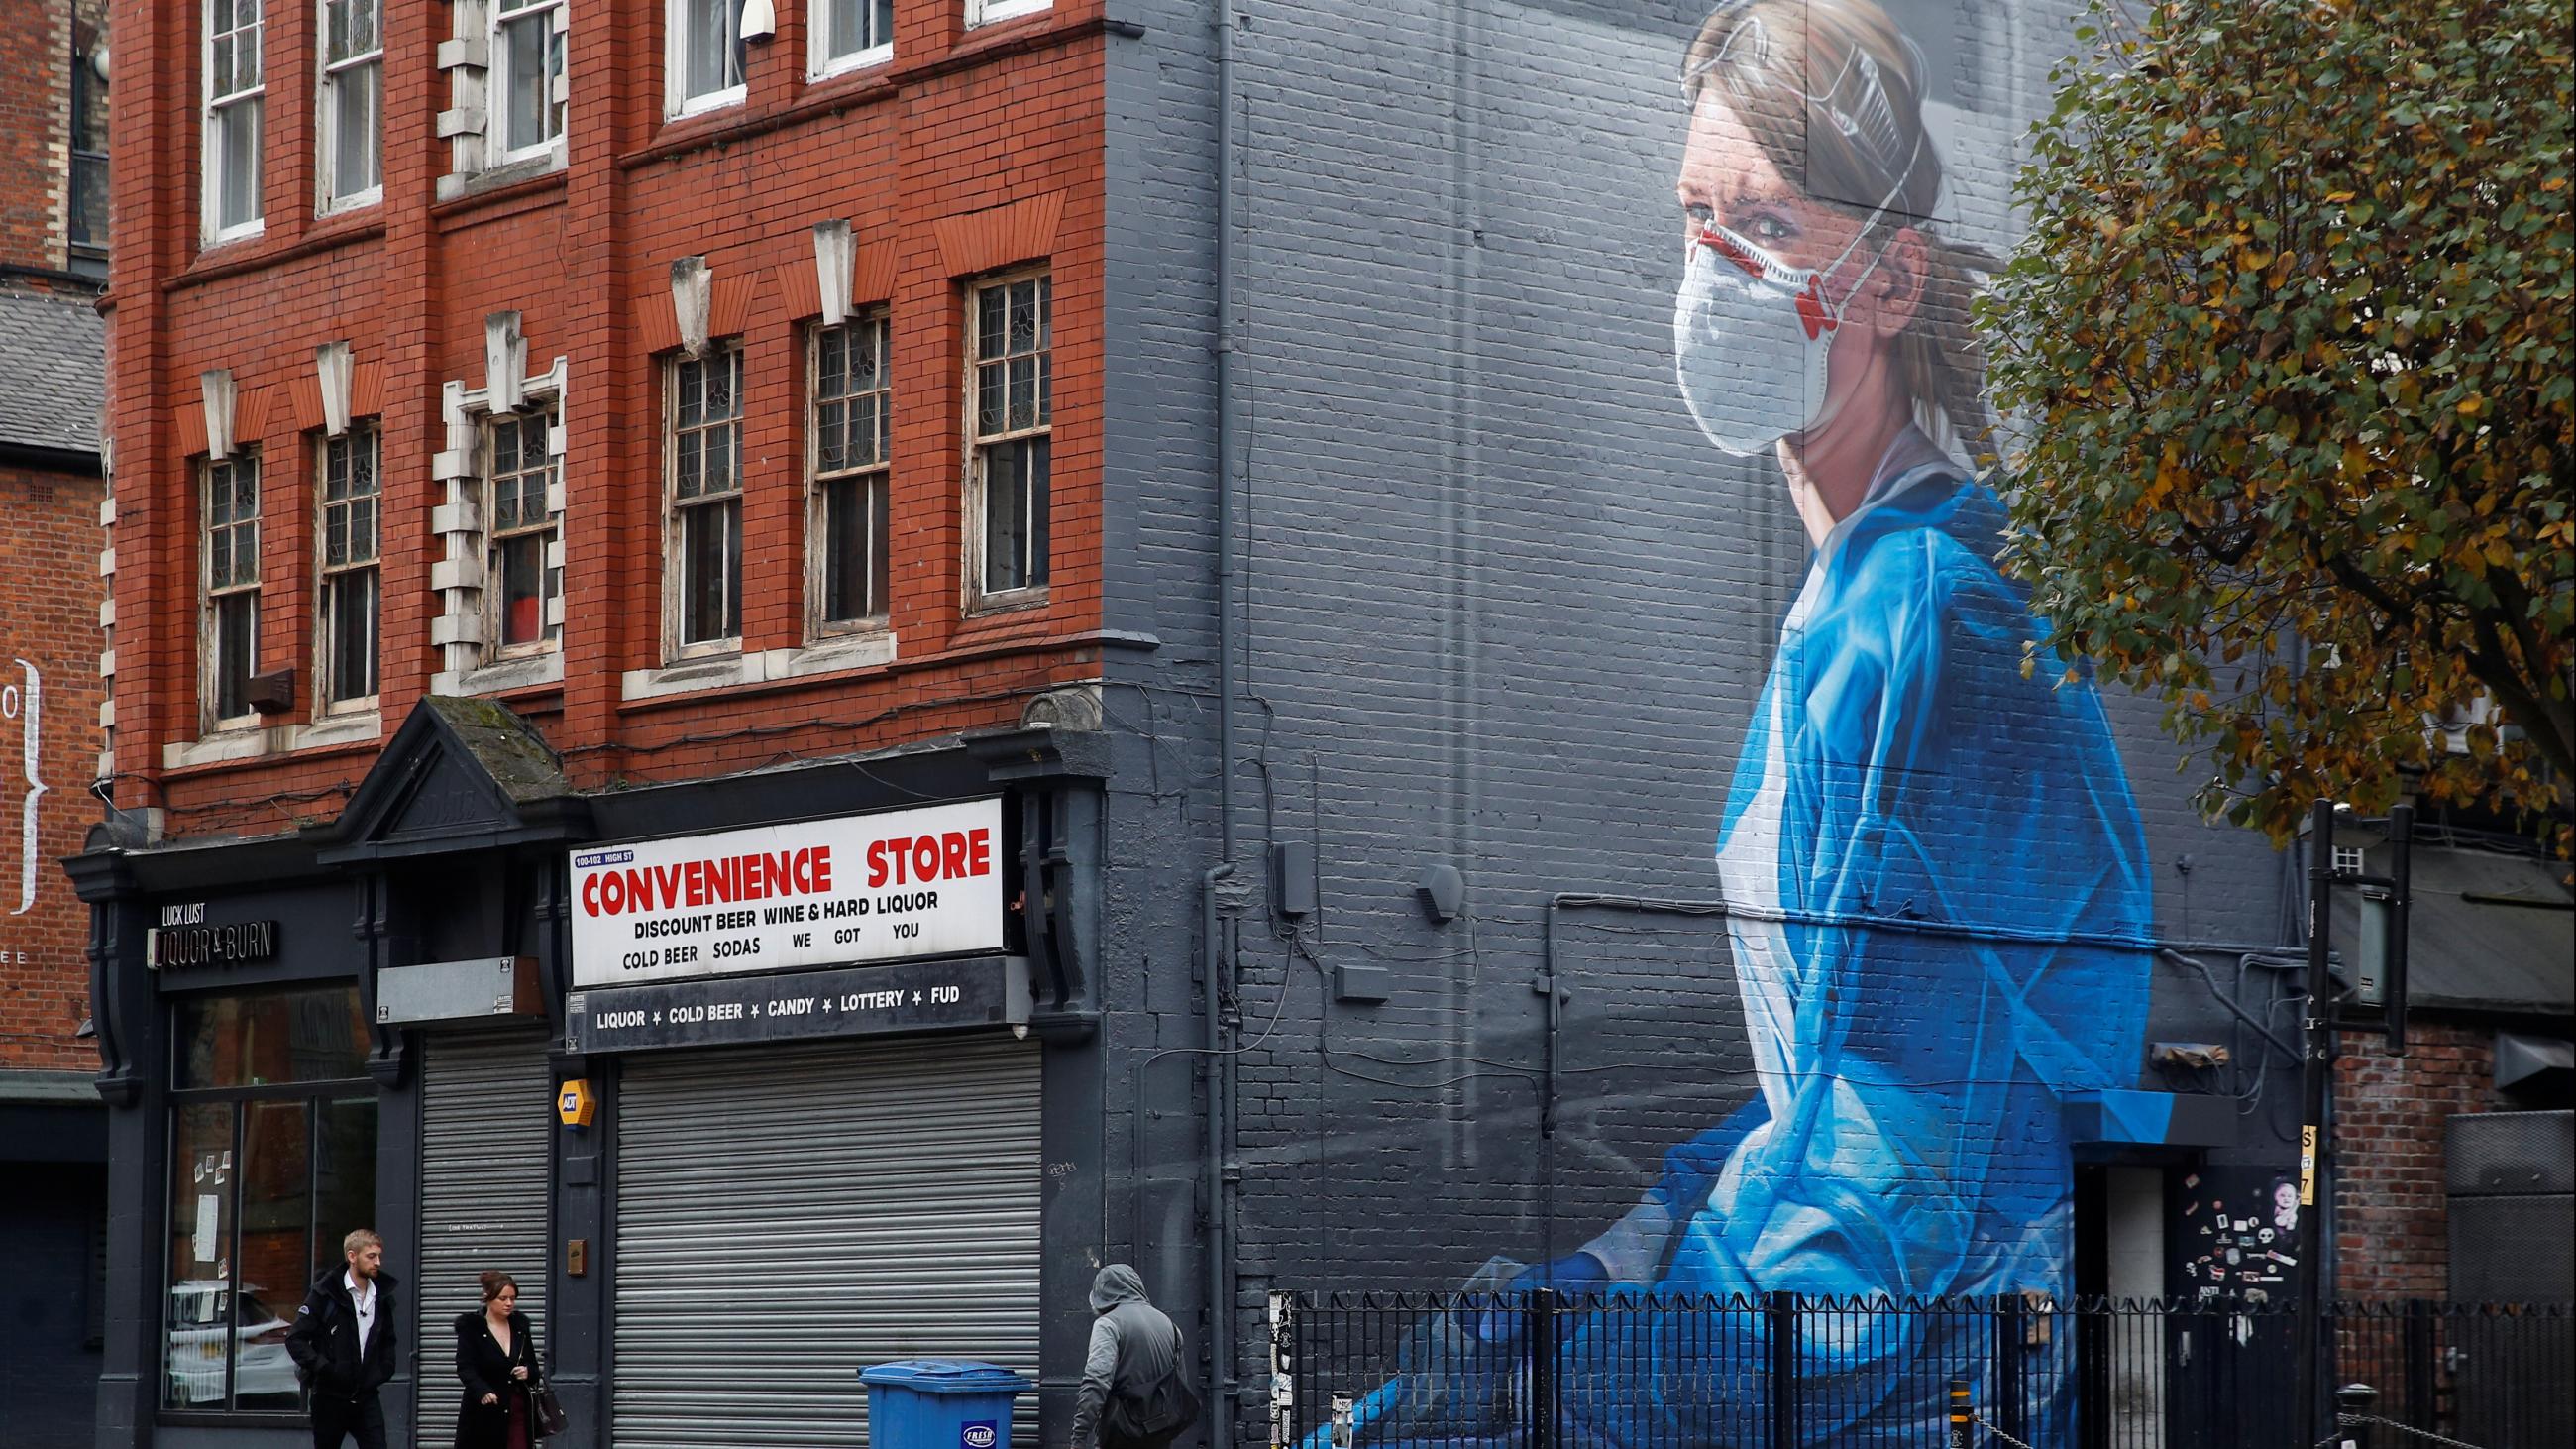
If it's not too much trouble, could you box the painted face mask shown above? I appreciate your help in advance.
[1670,144,1919,457]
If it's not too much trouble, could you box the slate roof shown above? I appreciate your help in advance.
[2331,844,2576,1017]
[0,286,106,457]
[417,695,572,804]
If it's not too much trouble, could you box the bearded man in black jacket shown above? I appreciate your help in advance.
[285,1229,400,1449]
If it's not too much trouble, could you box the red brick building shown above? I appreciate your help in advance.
[104,0,1107,831]
[2328,836,2574,1302]
[79,3,1121,1447]
[2,0,112,1440]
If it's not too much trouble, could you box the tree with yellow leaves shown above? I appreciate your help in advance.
[1981,0,2574,846]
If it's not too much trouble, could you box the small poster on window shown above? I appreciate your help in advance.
[194,1193,220,1266]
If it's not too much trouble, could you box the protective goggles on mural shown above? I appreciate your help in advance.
[1683,4,1924,187]
[1670,132,1920,457]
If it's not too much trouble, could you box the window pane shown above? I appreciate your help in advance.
[312,1098,378,1282]
[219,99,263,229]
[327,570,378,701]
[213,594,257,719]
[822,475,886,622]
[816,399,846,474]
[817,328,846,395]
[676,430,702,499]
[501,534,545,645]
[70,152,109,252]
[710,420,735,491]
[681,499,739,643]
[548,26,568,136]
[708,353,738,418]
[852,393,883,468]
[174,988,370,1090]
[1007,356,1036,432]
[1007,284,1038,354]
[332,63,379,197]
[165,1103,235,1410]
[686,0,738,97]
[1028,440,1050,588]
[504,13,549,149]
[983,441,1045,594]
[976,364,1004,437]
[824,0,858,56]
[977,288,1006,361]
[233,1101,308,1410]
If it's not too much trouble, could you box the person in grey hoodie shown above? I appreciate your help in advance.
[1071,1265,1194,1449]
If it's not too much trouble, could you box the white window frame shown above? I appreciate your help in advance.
[964,270,1052,607]
[487,0,568,165]
[483,405,565,659]
[314,424,382,714]
[966,0,1051,28]
[809,0,894,79]
[315,0,383,213]
[200,451,263,729]
[202,0,267,243]
[805,313,893,638]
[431,359,569,696]
[2332,844,2367,876]
[665,0,747,119]
[663,344,747,658]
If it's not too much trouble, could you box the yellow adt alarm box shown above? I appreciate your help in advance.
[557,1079,597,1130]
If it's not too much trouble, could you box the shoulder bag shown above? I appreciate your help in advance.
[1104,1334,1201,1449]
[533,1385,569,1439]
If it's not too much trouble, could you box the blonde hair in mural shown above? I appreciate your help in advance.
[1683,0,1999,454]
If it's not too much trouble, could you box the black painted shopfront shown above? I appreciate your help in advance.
[70,699,1109,1449]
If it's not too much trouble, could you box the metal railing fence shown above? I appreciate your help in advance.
[1266,1292,2573,1449]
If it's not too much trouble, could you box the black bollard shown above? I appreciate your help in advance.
[2336,1383,2380,1449]
[1948,1380,1972,1449]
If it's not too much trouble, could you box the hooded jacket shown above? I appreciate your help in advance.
[1070,1265,1183,1449]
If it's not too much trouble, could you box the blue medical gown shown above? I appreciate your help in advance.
[1341,464,2155,1447]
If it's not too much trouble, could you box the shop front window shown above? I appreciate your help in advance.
[163,987,376,1416]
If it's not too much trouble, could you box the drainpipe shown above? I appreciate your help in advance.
[1206,6,1244,1449]
[1201,865,1237,1449]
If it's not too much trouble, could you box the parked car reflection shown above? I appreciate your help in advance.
[167,1281,302,1408]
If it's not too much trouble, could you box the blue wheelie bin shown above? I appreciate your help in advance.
[860,1360,1032,1449]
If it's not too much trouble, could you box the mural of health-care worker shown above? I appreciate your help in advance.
[1338,1,2153,1443]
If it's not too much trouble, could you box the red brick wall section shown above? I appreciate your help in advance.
[0,463,107,1072]
[0,0,70,271]
[106,0,1111,839]
[2331,1021,2510,1298]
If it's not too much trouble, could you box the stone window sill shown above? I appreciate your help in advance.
[162,711,384,770]
[620,632,897,703]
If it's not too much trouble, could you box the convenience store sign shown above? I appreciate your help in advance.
[569,799,1004,988]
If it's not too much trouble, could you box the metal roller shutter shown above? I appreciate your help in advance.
[612,1034,1043,1449]
[416,1031,556,1449]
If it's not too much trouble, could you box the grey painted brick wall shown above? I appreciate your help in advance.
[1090,0,2309,1397]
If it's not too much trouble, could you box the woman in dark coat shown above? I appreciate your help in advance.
[455,1271,542,1449]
